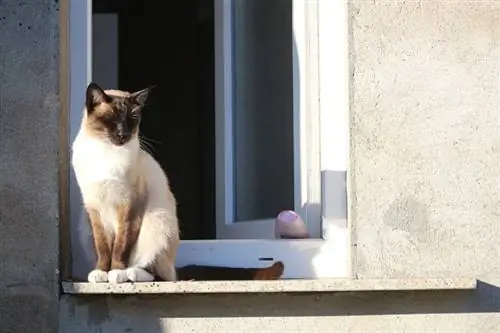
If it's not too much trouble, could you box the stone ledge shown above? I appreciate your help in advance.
[62,278,477,295]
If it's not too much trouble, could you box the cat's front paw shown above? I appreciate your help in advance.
[108,269,129,283]
[88,269,108,283]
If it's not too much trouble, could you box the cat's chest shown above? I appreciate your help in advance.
[72,135,138,184]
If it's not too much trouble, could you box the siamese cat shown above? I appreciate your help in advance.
[72,82,179,283]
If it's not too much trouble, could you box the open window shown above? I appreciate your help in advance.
[68,0,349,280]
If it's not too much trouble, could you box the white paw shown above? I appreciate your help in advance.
[126,267,155,282]
[108,269,129,283]
[88,269,108,283]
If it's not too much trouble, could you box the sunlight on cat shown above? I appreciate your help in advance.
[88,269,109,283]
[108,269,129,284]
[126,267,155,282]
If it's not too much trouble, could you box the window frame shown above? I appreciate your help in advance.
[66,0,350,280]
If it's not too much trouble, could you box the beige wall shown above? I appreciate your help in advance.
[350,0,500,283]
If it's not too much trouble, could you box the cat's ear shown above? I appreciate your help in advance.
[85,82,109,112]
[130,86,154,108]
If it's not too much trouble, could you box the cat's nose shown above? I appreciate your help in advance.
[117,133,127,143]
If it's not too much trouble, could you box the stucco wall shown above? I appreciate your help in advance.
[59,289,497,333]
[350,0,500,283]
[348,0,500,330]
[346,1,500,330]
[0,1,60,333]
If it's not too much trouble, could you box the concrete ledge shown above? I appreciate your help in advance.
[62,278,477,294]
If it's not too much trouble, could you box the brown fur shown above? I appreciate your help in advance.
[83,100,139,140]
[253,262,285,280]
[82,88,141,141]
[99,175,148,272]
[154,242,180,281]
[111,201,145,270]
[86,207,112,271]
[83,103,115,139]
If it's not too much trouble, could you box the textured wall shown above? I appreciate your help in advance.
[350,1,500,280]
[0,1,60,332]
[348,1,500,330]
[60,288,497,333]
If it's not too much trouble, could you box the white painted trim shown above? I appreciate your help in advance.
[293,0,307,238]
[69,0,91,146]
[176,239,345,279]
[318,0,349,173]
[294,0,322,239]
[318,0,351,276]
[69,0,92,280]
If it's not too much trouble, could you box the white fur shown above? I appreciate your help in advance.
[88,269,108,283]
[126,267,155,282]
[72,96,179,284]
[108,269,129,283]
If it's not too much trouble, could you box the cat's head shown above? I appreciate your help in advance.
[83,82,153,146]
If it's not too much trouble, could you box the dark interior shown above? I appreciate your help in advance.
[93,0,215,240]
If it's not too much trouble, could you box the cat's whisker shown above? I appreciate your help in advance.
[139,134,161,155]
[140,134,161,145]
[139,140,155,155]
[139,137,156,155]
[139,135,156,147]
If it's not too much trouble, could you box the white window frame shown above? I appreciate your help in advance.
[68,0,350,279]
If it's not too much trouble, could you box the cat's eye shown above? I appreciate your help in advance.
[128,111,141,121]
[130,107,142,116]
[101,113,117,122]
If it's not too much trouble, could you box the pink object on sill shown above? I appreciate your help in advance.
[275,210,309,239]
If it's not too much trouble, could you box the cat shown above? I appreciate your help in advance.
[71,82,179,284]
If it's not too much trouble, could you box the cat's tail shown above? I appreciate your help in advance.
[175,261,285,281]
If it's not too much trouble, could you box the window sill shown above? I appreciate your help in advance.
[62,278,477,295]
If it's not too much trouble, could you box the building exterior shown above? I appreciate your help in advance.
[0,0,498,332]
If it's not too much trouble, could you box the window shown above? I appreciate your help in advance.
[67,0,349,280]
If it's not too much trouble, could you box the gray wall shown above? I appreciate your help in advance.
[350,1,500,283]
[347,1,500,330]
[0,1,60,333]
[60,290,497,333]
[1,0,499,332]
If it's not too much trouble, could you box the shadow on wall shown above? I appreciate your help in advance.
[59,281,500,332]
[383,194,432,243]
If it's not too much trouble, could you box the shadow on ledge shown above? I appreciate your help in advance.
[61,280,499,320]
